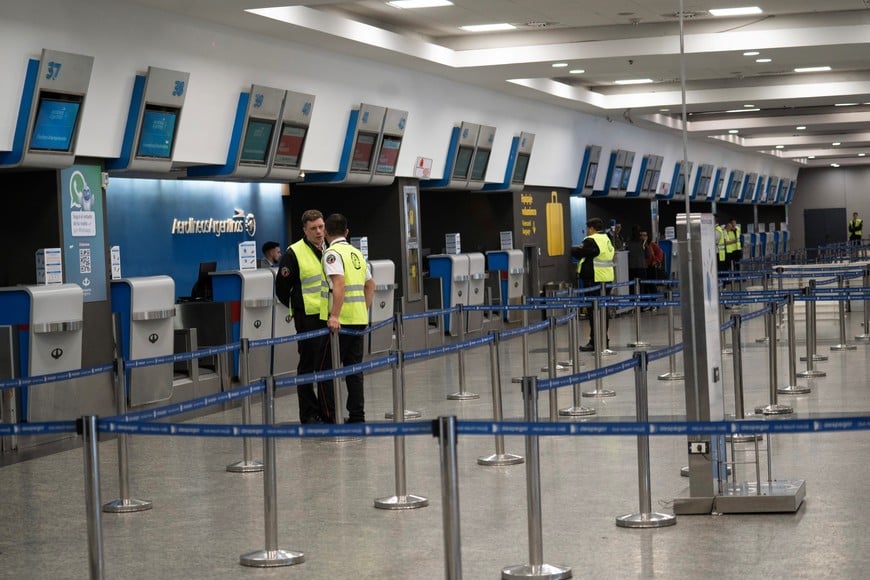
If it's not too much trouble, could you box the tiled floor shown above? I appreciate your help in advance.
[1,305,869,579]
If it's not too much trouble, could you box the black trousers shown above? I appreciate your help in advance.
[319,325,366,423]
[588,284,611,346]
[293,314,332,422]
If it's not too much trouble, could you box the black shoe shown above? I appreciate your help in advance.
[579,343,595,352]
[346,417,366,424]
[301,415,324,424]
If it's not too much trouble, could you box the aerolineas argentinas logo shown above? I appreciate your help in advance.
[171,208,256,237]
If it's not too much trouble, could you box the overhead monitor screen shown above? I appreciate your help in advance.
[29,92,83,152]
[272,123,307,168]
[641,169,653,192]
[620,166,632,190]
[584,162,598,189]
[136,105,179,159]
[512,152,530,183]
[375,135,402,175]
[610,166,623,190]
[470,148,491,181]
[675,173,686,195]
[351,132,377,172]
[650,170,661,191]
[452,145,474,180]
[714,176,725,199]
[239,118,274,165]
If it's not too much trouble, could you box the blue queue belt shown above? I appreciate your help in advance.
[248,326,331,350]
[537,357,640,392]
[402,306,458,321]
[126,342,239,370]
[0,363,114,391]
[403,334,494,362]
[0,421,78,436]
[500,319,551,340]
[106,380,266,423]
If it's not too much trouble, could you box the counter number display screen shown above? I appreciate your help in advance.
[375,135,402,175]
[620,166,632,190]
[239,118,274,165]
[452,146,473,180]
[512,152,530,183]
[136,105,179,159]
[351,132,377,172]
[610,166,623,190]
[641,169,653,192]
[584,162,598,189]
[470,148,490,181]
[273,124,307,168]
[29,92,83,152]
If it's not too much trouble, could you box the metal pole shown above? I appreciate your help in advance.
[627,279,649,348]
[240,377,304,567]
[599,284,615,357]
[657,290,684,381]
[560,308,595,416]
[856,266,870,340]
[830,274,856,351]
[330,331,345,423]
[448,305,479,400]
[479,333,523,466]
[521,299,530,377]
[726,315,761,446]
[583,296,616,398]
[798,281,827,377]
[385,312,421,419]
[616,352,676,528]
[778,293,811,395]
[227,338,264,472]
[437,416,463,580]
[758,303,792,415]
[81,416,105,580]
[755,272,771,343]
[546,317,559,421]
[720,302,732,355]
[502,377,572,580]
[375,352,429,509]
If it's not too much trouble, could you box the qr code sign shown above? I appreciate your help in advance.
[79,247,92,274]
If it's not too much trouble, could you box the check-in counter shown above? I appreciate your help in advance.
[111,276,175,406]
[368,260,396,355]
[486,249,525,323]
[428,254,470,336]
[173,300,230,394]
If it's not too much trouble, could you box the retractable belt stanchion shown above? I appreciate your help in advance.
[479,332,524,466]
[375,351,429,509]
[616,352,676,528]
[448,305,479,401]
[727,314,761,444]
[80,416,106,579]
[798,281,827,376]
[657,289,684,381]
[627,278,649,348]
[227,339,264,472]
[521,300,531,377]
[720,302,732,355]
[855,265,870,340]
[385,312,421,419]
[502,377,572,580]
[778,293,811,395]
[436,416,463,580]
[560,307,595,416]
[582,296,616,398]
[599,285,615,357]
[546,317,559,421]
[328,332,360,443]
[240,376,304,568]
[830,274,857,351]
[755,273,771,344]
[757,302,793,416]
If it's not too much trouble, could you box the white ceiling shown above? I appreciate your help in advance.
[127,0,870,167]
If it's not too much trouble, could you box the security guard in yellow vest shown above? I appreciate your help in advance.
[571,217,615,351]
[276,209,332,424]
[849,212,863,245]
[728,218,743,267]
[320,213,374,423]
[715,222,727,271]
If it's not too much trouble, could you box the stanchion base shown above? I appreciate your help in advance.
[800,354,828,362]
[384,409,422,420]
[830,343,857,351]
[582,388,616,398]
[558,406,596,417]
[478,452,524,466]
[502,563,572,580]
[755,337,769,343]
[226,460,264,473]
[778,384,812,395]
[540,364,572,373]
[447,392,480,400]
[756,403,793,415]
[721,348,733,355]
[321,436,363,443]
[796,369,826,378]
[374,494,429,510]
[854,334,870,340]
[616,511,676,528]
[102,498,153,513]
[627,341,650,348]
[240,549,305,568]
[681,465,731,477]
[727,433,763,443]
[601,348,617,357]
[657,372,684,381]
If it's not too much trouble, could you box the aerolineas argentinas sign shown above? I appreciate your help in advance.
[171,208,256,237]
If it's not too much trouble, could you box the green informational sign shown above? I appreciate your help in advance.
[60,164,107,302]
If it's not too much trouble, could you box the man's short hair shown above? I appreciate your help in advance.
[262,241,280,254]
[587,217,605,232]
[300,209,323,226]
[325,213,348,236]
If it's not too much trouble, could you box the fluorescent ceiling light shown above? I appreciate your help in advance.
[743,51,760,56]
[728,129,739,134]
[460,23,515,32]
[808,155,816,159]
[859,153,867,157]
[569,69,585,74]
[755,58,772,63]
[794,66,831,73]
[614,78,654,85]
[659,108,670,112]
[726,108,759,113]
[709,7,763,17]
[834,102,859,107]
[832,142,841,146]
[743,104,755,108]
[775,145,785,149]
[831,163,840,167]
[796,126,806,130]
[388,0,453,7]
[552,63,568,68]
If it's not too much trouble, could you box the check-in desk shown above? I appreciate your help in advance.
[486,249,525,323]
[368,260,396,355]
[428,254,469,336]
[174,301,230,395]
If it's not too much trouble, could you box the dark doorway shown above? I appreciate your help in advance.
[804,207,846,258]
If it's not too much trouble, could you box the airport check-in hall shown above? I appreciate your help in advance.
[1,1,869,578]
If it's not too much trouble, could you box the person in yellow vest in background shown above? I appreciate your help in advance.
[728,219,743,268]
[320,213,374,423]
[572,217,615,352]
[715,219,727,273]
[724,219,740,270]
[848,212,863,246]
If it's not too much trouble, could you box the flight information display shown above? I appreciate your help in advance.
[29,92,83,152]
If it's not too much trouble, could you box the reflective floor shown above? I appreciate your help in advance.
[1,306,869,579]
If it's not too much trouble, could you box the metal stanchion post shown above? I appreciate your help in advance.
[798,281,827,375]
[599,285,615,357]
[376,352,429,509]
[437,416,463,580]
[546,317,559,421]
[227,339,264,472]
[479,333,524,466]
[855,266,870,340]
[240,377,305,567]
[385,313,421,419]
[560,308,595,416]
[502,377,572,580]
[727,315,762,445]
[521,300,530,378]
[448,305,479,400]
[720,302,732,355]
[779,293,811,395]
[582,298,616,398]
[757,303,793,415]
[616,352,676,528]
[831,274,856,351]
[627,279,649,348]
[755,273,771,343]
[657,290,684,381]
[80,416,106,580]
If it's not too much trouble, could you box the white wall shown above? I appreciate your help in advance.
[1,0,798,190]
[788,166,870,249]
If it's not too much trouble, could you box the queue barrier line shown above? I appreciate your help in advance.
[554,311,576,326]
[274,354,397,390]
[106,381,266,423]
[0,363,114,391]
[248,327,331,350]
[572,284,603,295]
[403,334,495,362]
[0,420,78,436]
[401,306,459,322]
[538,357,640,392]
[605,280,637,289]
[126,342,239,370]
[500,319,551,340]
[647,343,683,363]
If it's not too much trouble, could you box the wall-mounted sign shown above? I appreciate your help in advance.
[170,208,257,237]
[60,164,106,302]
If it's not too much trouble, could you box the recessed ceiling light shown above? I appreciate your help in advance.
[728,129,739,134]
[552,63,568,68]
[859,153,867,157]
[743,51,760,56]
[613,78,654,85]
[460,23,516,32]
[796,126,806,130]
[569,69,585,74]
[831,163,840,168]
[834,103,859,107]
[387,0,453,8]
[743,104,755,108]
[659,108,670,112]
[726,108,760,113]
[794,66,831,73]
[709,7,763,17]
[808,155,816,159]
[832,142,841,146]
[775,145,785,149]
[755,58,772,63]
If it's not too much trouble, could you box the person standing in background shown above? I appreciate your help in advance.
[259,241,281,268]
[848,212,863,245]
[572,217,615,351]
[728,219,743,267]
